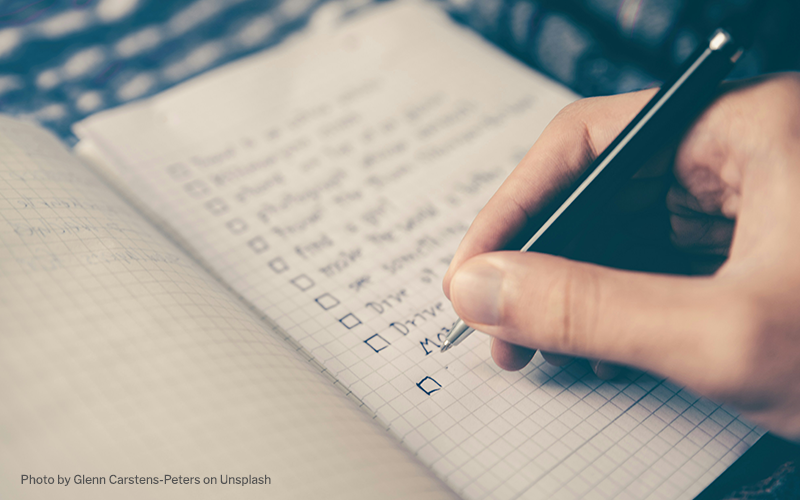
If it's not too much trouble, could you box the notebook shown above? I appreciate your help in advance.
[0,2,763,499]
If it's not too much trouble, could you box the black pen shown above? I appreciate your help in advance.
[441,20,754,352]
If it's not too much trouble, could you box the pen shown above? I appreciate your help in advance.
[441,19,755,353]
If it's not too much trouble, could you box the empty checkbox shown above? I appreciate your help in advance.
[268,257,289,274]
[205,198,229,216]
[417,376,442,395]
[364,334,390,353]
[290,274,315,291]
[226,218,248,234]
[184,179,210,198]
[338,313,361,329]
[247,236,269,254]
[315,293,340,310]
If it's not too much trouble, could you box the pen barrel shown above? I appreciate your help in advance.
[521,30,743,256]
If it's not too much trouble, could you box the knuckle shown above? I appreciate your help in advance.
[553,97,602,125]
[669,215,731,254]
[541,265,599,356]
[557,99,589,118]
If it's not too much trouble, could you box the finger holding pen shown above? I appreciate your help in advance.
[442,90,658,374]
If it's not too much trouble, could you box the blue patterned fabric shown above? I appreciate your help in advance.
[1,0,798,140]
[0,0,350,140]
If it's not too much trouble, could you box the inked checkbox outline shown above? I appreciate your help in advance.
[314,293,340,311]
[417,376,442,395]
[364,333,390,353]
[184,179,211,198]
[268,257,289,274]
[205,198,229,216]
[226,218,248,234]
[290,274,315,291]
[338,313,361,329]
[166,163,191,180]
[247,236,269,254]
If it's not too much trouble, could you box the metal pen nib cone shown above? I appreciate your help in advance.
[440,319,474,352]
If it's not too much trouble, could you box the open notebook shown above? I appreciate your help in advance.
[1,2,762,499]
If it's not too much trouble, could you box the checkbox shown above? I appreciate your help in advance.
[338,313,361,329]
[417,376,442,396]
[290,274,315,291]
[166,163,191,180]
[314,293,340,310]
[184,179,210,198]
[268,257,289,274]
[247,236,269,254]
[226,218,248,234]
[364,334,390,353]
[204,198,229,216]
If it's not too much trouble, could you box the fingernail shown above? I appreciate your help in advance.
[451,261,503,325]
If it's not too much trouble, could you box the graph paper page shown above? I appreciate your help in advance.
[0,117,457,500]
[74,3,763,499]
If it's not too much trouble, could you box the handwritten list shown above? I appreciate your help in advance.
[75,3,762,500]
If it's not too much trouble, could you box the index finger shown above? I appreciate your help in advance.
[442,89,659,299]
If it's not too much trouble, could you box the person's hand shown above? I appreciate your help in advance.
[442,74,800,441]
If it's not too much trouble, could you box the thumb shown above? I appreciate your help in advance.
[448,251,740,383]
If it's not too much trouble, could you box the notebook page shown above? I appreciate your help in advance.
[73,3,763,499]
[0,117,458,500]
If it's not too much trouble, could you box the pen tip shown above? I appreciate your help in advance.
[440,341,452,353]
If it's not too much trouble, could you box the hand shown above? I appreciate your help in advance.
[442,74,800,441]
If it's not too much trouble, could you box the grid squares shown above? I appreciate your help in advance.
[1,119,459,500]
